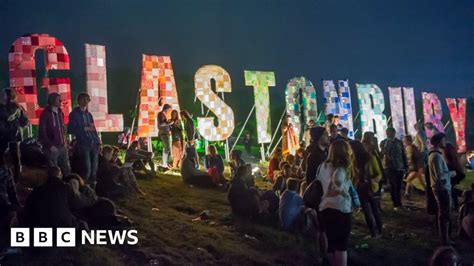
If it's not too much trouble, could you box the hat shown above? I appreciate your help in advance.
[430,133,446,147]
[310,127,326,143]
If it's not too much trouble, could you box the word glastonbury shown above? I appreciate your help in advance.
[7,33,468,153]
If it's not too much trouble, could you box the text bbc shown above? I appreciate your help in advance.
[11,228,138,247]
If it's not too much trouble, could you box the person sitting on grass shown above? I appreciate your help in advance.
[97,147,129,199]
[279,178,303,231]
[458,183,474,240]
[229,150,245,178]
[429,246,460,266]
[204,145,226,185]
[98,146,144,197]
[228,165,265,219]
[273,163,292,197]
[294,148,305,178]
[181,147,216,188]
[64,173,132,228]
[279,178,321,239]
[111,145,123,166]
[268,147,282,182]
[0,153,20,248]
[285,154,300,179]
[125,140,156,178]
[23,167,80,228]
[243,164,255,188]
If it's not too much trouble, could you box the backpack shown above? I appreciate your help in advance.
[357,163,373,201]
[303,164,324,209]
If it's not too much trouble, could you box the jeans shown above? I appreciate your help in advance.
[75,144,99,186]
[160,134,171,167]
[434,190,452,244]
[361,196,383,236]
[386,169,404,207]
[44,146,71,177]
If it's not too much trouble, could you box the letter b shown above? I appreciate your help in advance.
[34,228,53,247]
[11,228,30,247]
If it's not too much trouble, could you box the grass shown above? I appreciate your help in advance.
[3,171,474,266]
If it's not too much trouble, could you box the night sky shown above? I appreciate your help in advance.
[0,0,473,121]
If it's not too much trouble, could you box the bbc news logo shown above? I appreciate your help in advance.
[11,228,138,247]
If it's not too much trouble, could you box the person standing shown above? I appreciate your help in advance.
[180,110,195,147]
[243,133,252,155]
[0,88,29,180]
[68,93,100,187]
[316,140,357,266]
[157,104,173,169]
[304,127,330,184]
[38,93,71,177]
[403,135,426,198]
[302,120,316,148]
[170,110,184,169]
[349,140,383,238]
[324,113,334,131]
[428,133,456,245]
[281,115,299,156]
[444,143,465,211]
[380,127,407,210]
[414,122,428,155]
[328,124,340,143]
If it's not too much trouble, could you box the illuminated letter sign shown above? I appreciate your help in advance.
[195,65,235,141]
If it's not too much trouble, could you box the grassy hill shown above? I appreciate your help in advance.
[3,171,474,266]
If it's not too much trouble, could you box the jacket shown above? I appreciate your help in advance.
[279,190,304,231]
[68,107,100,147]
[183,117,196,141]
[0,102,29,142]
[24,177,79,228]
[38,106,66,149]
[316,162,354,214]
[380,138,407,171]
[305,143,327,183]
[428,150,452,191]
[157,112,171,135]
[204,155,224,174]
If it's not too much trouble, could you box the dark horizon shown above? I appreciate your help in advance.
[0,0,473,122]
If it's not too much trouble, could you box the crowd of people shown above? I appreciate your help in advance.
[0,90,170,252]
[226,115,473,266]
[0,85,473,265]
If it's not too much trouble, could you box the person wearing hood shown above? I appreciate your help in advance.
[304,127,330,184]
[68,93,101,187]
[39,92,71,176]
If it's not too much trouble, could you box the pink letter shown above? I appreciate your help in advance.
[9,34,72,124]
[137,55,181,137]
[422,92,444,138]
[446,98,466,153]
[85,44,123,132]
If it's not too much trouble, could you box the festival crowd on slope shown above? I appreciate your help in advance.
[0,87,473,266]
